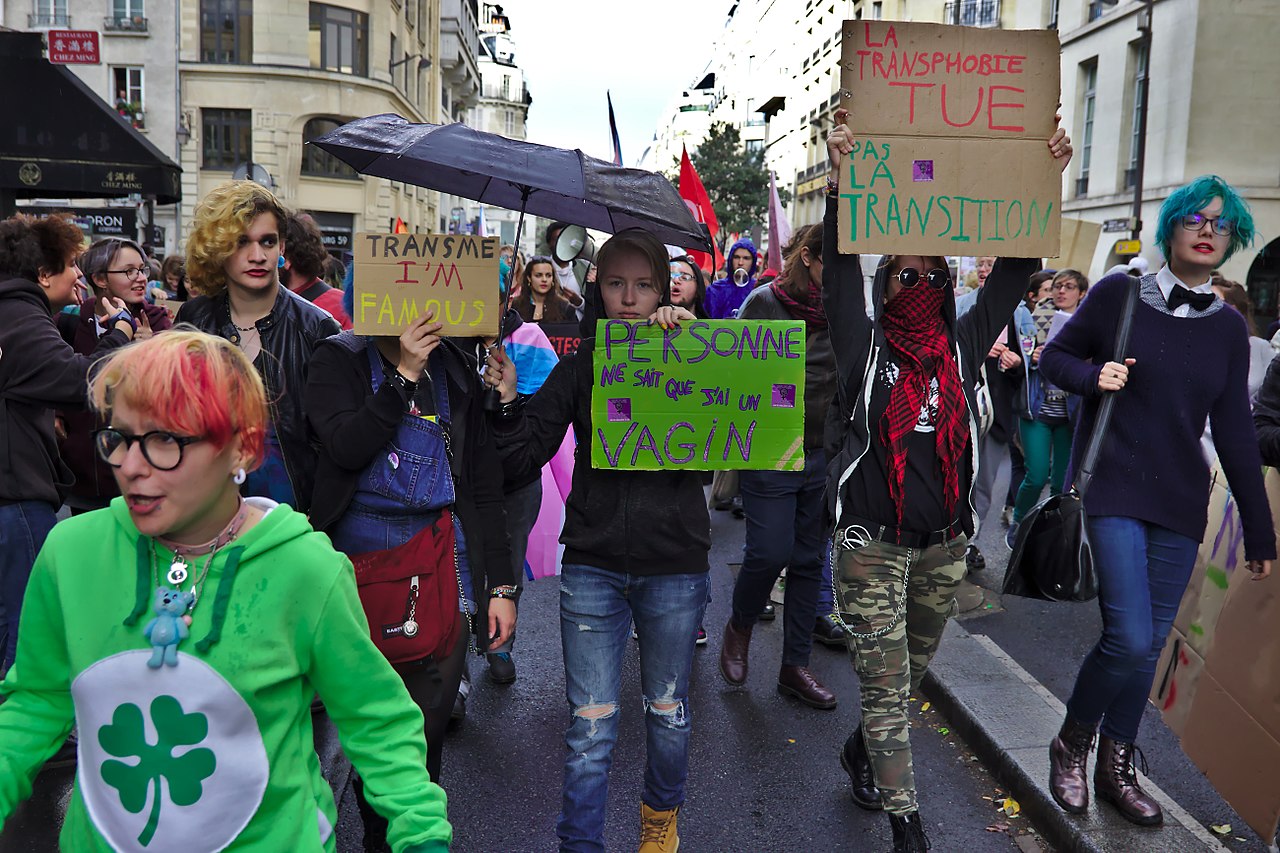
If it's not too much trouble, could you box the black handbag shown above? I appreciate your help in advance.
[1002,277,1140,602]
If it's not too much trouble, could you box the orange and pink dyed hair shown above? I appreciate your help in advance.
[89,329,268,468]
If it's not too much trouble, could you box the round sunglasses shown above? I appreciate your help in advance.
[898,267,951,290]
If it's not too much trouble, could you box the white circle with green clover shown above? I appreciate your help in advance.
[71,650,269,852]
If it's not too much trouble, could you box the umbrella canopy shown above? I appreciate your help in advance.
[312,114,711,252]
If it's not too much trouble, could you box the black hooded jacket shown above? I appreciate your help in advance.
[0,278,130,506]
[820,197,1037,534]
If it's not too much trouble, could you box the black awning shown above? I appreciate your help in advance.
[0,32,181,204]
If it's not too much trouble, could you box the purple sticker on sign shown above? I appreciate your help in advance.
[772,384,796,408]
[607,399,632,422]
[913,160,934,182]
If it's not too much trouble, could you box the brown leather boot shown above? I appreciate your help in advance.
[718,619,752,686]
[777,665,837,709]
[1094,736,1163,826]
[1048,714,1095,814]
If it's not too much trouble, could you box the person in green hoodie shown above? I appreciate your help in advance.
[0,330,450,853]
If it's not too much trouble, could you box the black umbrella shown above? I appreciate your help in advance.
[311,113,711,251]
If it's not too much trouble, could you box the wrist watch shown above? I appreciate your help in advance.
[109,308,137,333]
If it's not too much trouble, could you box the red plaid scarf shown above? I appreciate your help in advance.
[770,278,827,330]
[878,285,968,528]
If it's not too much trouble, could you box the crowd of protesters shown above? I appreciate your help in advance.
[0,95,1275,853]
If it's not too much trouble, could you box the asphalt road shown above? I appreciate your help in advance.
[425,505,1046,853]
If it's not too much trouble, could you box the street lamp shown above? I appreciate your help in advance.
[390,54,433,71]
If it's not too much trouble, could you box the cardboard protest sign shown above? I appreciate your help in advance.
[1046,218,1102,275]
[837,21,1061,257]
[353,233,500,337]
[590,319,805,471]
[1150,466,1280,843]
[540,321,582,357]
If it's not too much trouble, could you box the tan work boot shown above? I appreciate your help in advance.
[638,802,680,853]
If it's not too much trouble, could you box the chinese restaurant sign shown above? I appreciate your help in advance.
[590,319,806,471]
[353,233,500,337]
[837,21,1061,257]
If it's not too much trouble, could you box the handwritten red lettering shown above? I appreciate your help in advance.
[888,81,935,124]
[396,261,419,284]
[940,84,984,128]
[987,86,1026,132]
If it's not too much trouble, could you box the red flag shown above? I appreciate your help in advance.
[678,145,723,273]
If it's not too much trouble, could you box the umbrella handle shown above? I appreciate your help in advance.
[483,186,532,412]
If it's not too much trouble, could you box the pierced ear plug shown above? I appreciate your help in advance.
[233,467,247,485]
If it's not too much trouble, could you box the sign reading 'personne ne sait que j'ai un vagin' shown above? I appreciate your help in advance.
[353,232,501,337]
[837,20,1062,257]
[590,319,807,472]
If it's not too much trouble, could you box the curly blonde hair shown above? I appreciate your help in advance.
[186,181,288,297]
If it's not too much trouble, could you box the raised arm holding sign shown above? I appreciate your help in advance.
[820,57,1072,844]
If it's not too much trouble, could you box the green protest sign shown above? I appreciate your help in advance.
[590,319,806,471]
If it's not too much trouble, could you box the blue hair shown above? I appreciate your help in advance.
[1155,175,1255,263]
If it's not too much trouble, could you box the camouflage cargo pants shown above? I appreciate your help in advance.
[835,532,968,815]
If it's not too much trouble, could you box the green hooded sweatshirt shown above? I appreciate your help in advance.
[0,498,450,852]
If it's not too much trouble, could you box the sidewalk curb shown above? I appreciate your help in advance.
[922,621,1228,853]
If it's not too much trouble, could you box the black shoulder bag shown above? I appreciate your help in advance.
[1002,277,1140,602]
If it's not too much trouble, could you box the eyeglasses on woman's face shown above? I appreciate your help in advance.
[107,266,149,280]
[1179,213,1234,237]
[94,428,205,471]
[897,267,951,290]
[1052,281,1079,292]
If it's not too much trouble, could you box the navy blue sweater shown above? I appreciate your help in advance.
[1040,274,1276,561]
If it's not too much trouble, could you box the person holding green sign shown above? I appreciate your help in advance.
[823,107,1073,853]
[483,228,708,853]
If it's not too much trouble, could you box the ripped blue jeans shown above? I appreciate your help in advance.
[557,563,709,853]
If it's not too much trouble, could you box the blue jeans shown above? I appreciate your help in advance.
[1066,516,1199,742]
[733,451,826,666]
[0,501,57,669]
[557,564,709,853]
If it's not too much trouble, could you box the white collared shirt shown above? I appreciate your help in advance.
[1155,265,1215,318]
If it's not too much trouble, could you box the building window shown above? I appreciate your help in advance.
[31,0,69,27]
[1048,0,1060,28]
[302,117,359,179]
[201,0,252,64]
[202,108,252,170]
[1077,60,1097,197]
[113,67,145,129]
[1125,42,1148,189]
[746,139,764,154]
[872,2,882,19]
[309,3,369,76]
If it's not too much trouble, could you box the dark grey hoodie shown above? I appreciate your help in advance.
[819,197,1038,534]
[0,277,129,505]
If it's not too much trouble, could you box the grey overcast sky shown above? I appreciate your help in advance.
[500,0,731,165]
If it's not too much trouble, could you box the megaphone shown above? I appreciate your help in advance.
[733,268,749,286]
[554,224,596,265]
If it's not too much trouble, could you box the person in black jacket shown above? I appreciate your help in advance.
[822,108,1072,852]
[176,181,340,513]
[0,213,135,668]
[1254,357,1280,467]
[483,228,708,853]
[305,309,515,849]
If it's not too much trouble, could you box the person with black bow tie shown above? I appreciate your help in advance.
[1038,175,1274,828]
